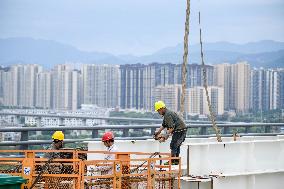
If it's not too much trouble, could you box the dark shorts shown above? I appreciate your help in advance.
[170,130,187,155]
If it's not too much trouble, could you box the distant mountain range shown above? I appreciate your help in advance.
[0,37,283,68]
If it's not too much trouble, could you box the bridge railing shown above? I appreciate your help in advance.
[0,122,284,149]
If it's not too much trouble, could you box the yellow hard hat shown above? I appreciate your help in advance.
[154,101,166,111]
[52,131,64,141]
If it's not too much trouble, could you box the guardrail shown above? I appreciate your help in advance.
[0,111,230,124]
[0,122,283,149]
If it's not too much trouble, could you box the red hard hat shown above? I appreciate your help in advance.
[102,132,114,142]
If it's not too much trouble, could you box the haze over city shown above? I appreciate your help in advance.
[0,0,283,55]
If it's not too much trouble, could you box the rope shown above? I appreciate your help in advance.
[180,0,191,118]
[130,152,159,174]
[198,10,222,142]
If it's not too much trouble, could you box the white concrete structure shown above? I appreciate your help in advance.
[88,136,284,189]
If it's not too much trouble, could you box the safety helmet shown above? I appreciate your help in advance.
[154,101,166,111]
[102,132,114,142]
[52,131,64,141]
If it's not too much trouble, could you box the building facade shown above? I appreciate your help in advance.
[82,64,120,108]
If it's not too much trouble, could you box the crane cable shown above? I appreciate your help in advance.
[180,0,222,142]
[198,8,222,142]
[180,0,190,118]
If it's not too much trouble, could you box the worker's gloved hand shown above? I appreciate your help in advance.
[153,131,160,138]
[153,133,166,142]
[158,136,166,143]
[153,135,158,140]
[153,132,160,140]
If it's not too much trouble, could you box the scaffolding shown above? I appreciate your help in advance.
[0,150,181,189]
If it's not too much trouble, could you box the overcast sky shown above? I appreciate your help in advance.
[0,0,283,55]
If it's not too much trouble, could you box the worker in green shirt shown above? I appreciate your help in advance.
[154,101,187,165]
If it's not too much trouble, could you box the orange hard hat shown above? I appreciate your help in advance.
[102,132,114,142]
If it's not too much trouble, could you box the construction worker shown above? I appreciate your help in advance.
[154,101,187,165]
[101,131,118,161]
[100,131,118,175]
[87,132,117,188]
[44,131,64,159]
[38,131,65,188]
[88,132,118,175]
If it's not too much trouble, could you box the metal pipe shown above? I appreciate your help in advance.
[0,112,239,124]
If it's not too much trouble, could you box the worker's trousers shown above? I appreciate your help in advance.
[170,130,187,157]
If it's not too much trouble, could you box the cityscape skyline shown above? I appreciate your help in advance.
[0,62,283,115]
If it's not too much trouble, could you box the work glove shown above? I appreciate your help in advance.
[158,136,166,143]
[153,132,160,140]
[153,133,166,142]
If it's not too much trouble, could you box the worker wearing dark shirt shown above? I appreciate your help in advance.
[44,131,64,159]
[154,101,187,165]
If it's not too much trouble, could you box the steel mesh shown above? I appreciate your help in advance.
[0,150,181,189]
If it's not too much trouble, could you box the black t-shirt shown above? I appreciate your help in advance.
[162,109,186,131]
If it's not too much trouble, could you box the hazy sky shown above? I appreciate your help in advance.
[0,0,283,55]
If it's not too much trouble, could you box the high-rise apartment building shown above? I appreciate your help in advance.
[1,66,21,107]
[153,85,182,112]
[270,70,279,110]
[252,68,283,111]
[214,63,231,110]
[0,69,5,105]
[51,65,80,110]
[279,69,284,109]
[175,64,214,88]
[208,86,224,115]
[122,63,214,111]
[2,64,42,107]
[23,64,43,107]
[142,63,178,111]
[82,64,120,108]
[231,62,251,112]
[142,64,156,111]
[152,63,176,86]
[120,64,145,109]
[188,86,224,115]
[187,87,202,115]
[36,71,52,109]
